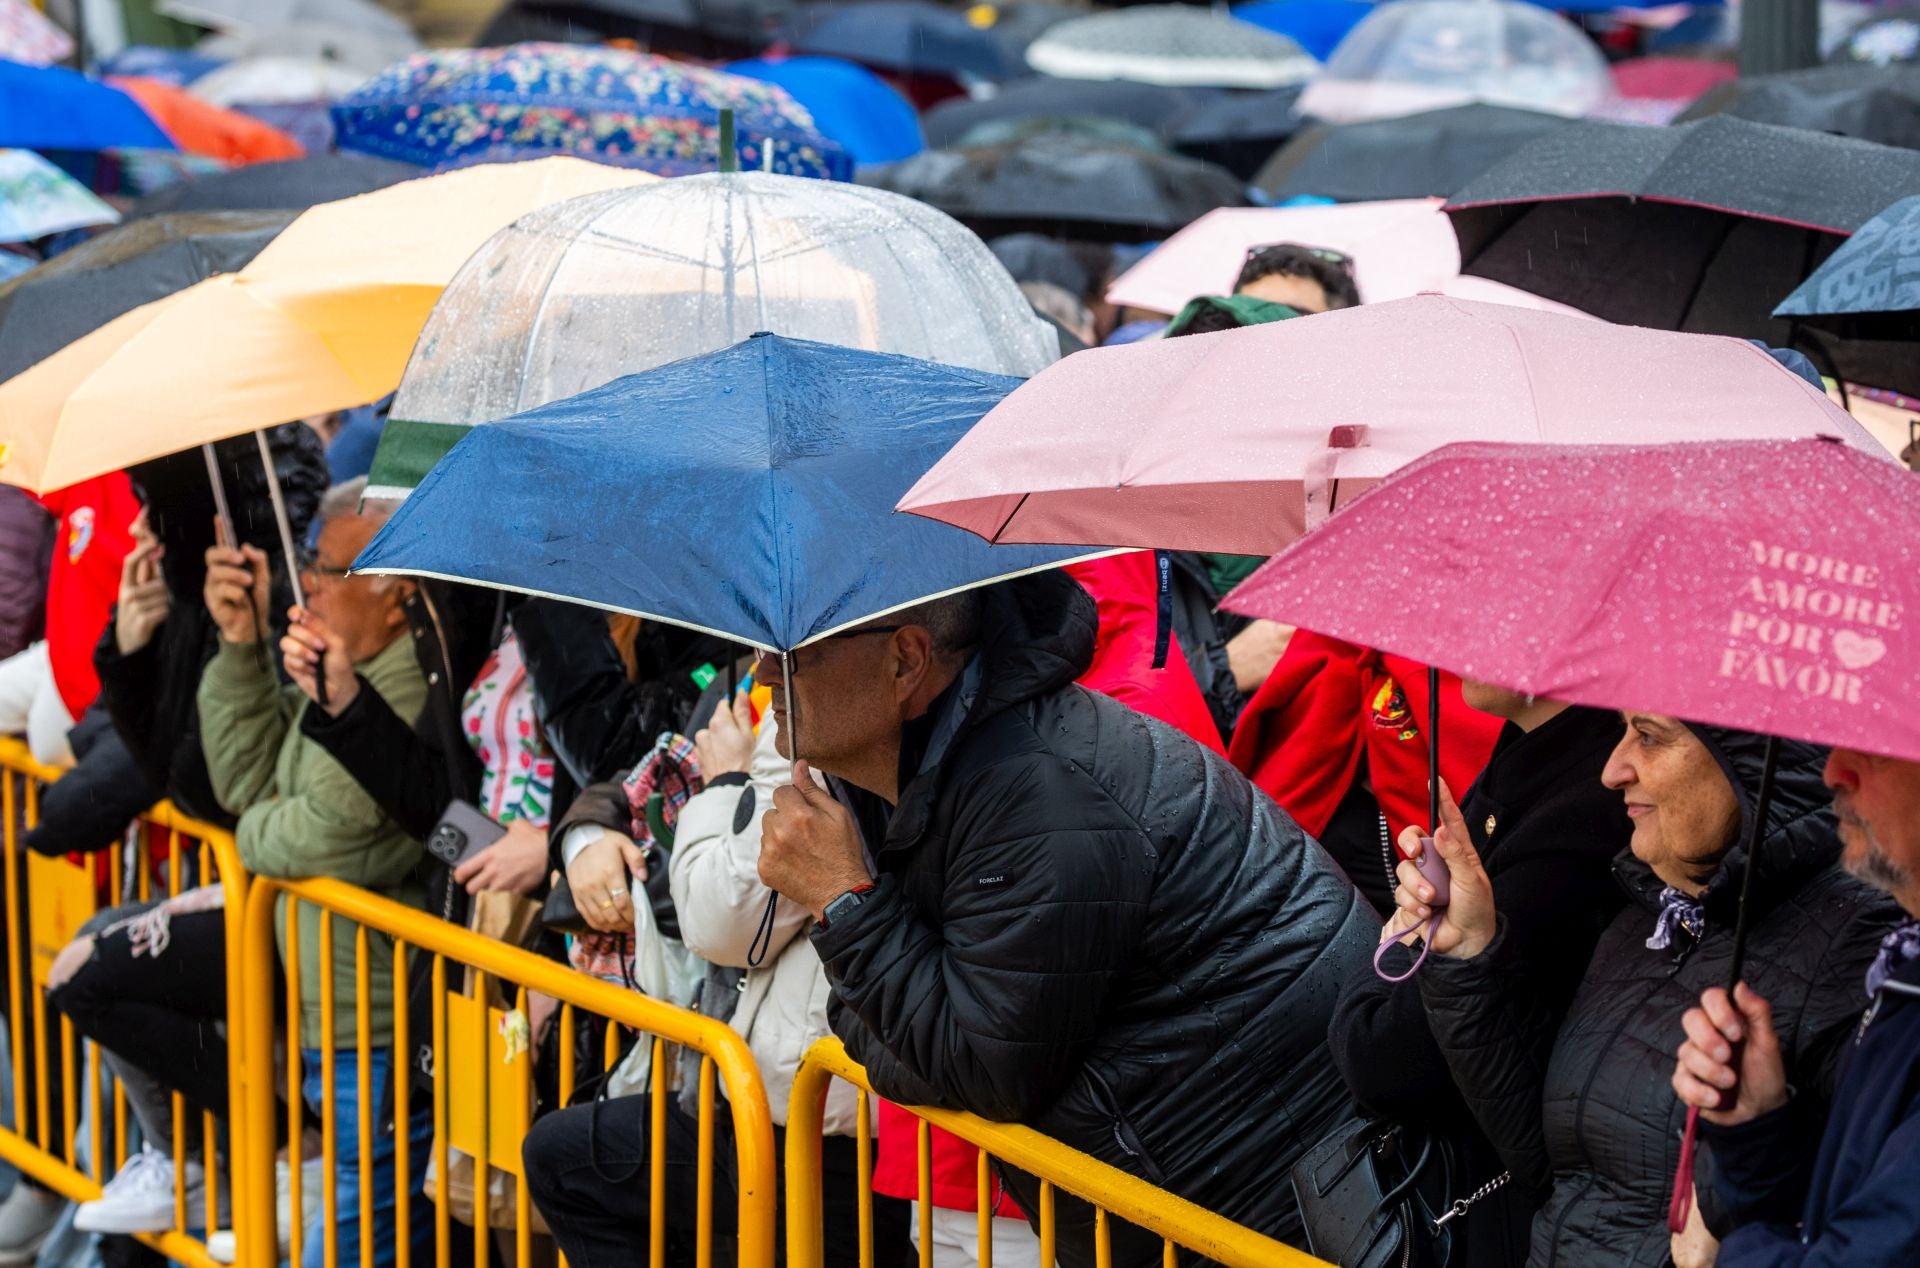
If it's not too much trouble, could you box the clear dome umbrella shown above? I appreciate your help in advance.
[366,170,1060,500]
[1297,0,1611,123]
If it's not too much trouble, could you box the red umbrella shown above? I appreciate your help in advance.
[1222,435,1918,1231]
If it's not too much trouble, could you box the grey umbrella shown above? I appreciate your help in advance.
[0,211,292,381]
[1025,5,1317,89]
[1679,64,1920,150]
[130,153,418,218]
[863,133,1247,241]
[1256,102,1573,202]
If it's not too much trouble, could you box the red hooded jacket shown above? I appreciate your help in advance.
[34,475,138,719]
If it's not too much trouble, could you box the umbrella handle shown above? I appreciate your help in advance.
[1427,665,1441,830]
[747,650,799,969]
[253,429,325,710]
[1666,735,1779,1233]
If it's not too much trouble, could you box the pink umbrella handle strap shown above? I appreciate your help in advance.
[1668,1104,1702,1233]
[1373,912,1442,982]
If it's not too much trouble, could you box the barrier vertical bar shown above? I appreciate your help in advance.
[697,1055,715,1268]
[2,771,22,1156]
[856,1090,873,1268]
[978,1149,994,1268]
[287,900,305,1259]
[515,986,531,1268]
[320,908,338,1268]
[394,938,411,1268]
[917,1119,933,1268]
[473,968,490,1268]
[650,1037,666,1268]
[356,924,374,1268]
[1040,1182,1056,1268]
[432,955,449,1268]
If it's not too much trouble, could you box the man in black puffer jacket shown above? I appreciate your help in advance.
[757,569,1376,1266]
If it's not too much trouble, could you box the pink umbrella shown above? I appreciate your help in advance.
[898,294,1882,556]
[1222,434,1918,1230]
[1103,198,1585,317]
[1222,436,1917,762]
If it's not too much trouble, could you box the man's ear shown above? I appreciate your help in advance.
[892,626,936,695]
[387,578,417,627]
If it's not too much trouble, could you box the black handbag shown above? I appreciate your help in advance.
[1289,1116,1454,1268]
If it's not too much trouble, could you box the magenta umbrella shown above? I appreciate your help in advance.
[1220,434,1917,1230]
[897,294,1883,556]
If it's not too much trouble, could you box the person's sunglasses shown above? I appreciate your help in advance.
[1242,242,1356,276]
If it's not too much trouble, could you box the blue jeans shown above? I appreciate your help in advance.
[300,1048,432,1268]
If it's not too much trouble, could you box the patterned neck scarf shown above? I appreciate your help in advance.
[1866,919,1920,997]
[1646,886,1708,951]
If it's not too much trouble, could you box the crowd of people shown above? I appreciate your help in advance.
[0,220,1909,1268]
[0,4,1916,1268]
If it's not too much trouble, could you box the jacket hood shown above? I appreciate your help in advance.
[1688,723,1838,923]
[967,568,1097,726]
[881,569,1095,852]
[131,421,328,603]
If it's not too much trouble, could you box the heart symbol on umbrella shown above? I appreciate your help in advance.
[1833,630,1888,671]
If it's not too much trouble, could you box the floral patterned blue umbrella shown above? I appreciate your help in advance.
[0,149,120,243]
[331,42,852,180]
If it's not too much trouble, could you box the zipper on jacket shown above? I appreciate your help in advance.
[1083,1068,1167,1186]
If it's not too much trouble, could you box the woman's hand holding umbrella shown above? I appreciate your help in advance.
[1381,779,1498,959]
[114,512,169,657]
[203,542,270,646]
[280,607,358,717]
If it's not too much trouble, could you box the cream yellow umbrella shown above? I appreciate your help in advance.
[0,156,657,493]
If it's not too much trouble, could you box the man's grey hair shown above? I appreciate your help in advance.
[316,477,399,591]
[317,476,393,530]
[885,590,986,660]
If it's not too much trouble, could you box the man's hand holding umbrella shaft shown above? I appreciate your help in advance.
[760,759,873,923]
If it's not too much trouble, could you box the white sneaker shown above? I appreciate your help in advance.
[0,1183,66,1265]
[205,1156,324,1263]
[74,1147,214,1235]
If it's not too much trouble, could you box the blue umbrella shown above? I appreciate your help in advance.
[332,43,851,180]
[354,333,1098,651]
[1775,193,1920,396]
[726,56,924,165]
[0,60,175,152]
[1233,0,1372,61]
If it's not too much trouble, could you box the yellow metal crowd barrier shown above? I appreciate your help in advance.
[2,739,1338,1268]
[786,1039,1334,1268]
[237,875,778,1268]
[0,737,246,1268]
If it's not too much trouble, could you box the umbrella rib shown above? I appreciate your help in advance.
[1497,316,1547,441]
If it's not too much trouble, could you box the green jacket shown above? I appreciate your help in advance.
[199,634,429,1048]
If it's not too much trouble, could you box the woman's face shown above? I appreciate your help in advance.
[1601,713,1742,893]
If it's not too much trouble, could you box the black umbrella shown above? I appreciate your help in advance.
[0,211,292,381]
[130,153,420,218]
[861,133,1247,241]
[1446,115,1920,379]
[1167,86,1305,180]
[1255,102,1573,203]
[1679,64,1920,150]
[921,76,1202,147]
[481,0,789,56]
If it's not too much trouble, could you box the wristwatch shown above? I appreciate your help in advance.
[820,883,876,929]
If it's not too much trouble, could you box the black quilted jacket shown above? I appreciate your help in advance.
[812,570,1377,1268]
[1419,726,1899,1267]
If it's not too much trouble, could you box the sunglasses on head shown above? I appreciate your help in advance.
[1242,242,1356,275]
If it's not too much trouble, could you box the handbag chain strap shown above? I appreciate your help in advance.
[1432,1169,1512,1230]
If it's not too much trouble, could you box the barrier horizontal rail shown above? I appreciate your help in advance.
[0,736,249,1268]
[787,1038,1333,1268]
[239,873,779,1268]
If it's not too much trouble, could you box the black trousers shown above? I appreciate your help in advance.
[524,1094,909,1268]
[49,900,289,1151]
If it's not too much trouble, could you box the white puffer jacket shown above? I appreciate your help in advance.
[670,723,857,1134]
